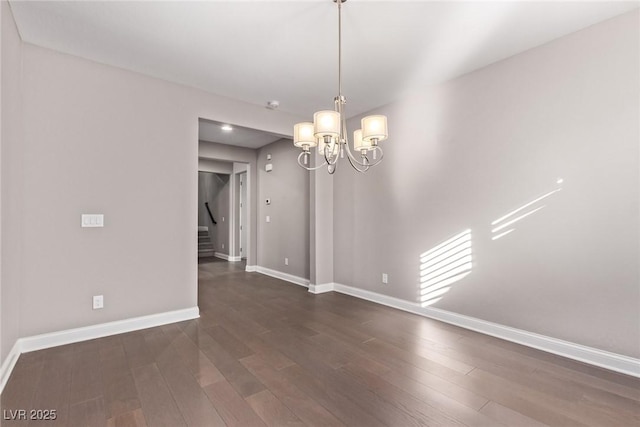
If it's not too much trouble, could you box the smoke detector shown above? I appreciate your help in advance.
[266,100,280,110]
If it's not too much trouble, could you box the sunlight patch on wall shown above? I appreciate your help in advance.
[491,182,563,241]
[419,229,472,307]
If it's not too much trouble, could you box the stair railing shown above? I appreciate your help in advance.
[204,202,217,225]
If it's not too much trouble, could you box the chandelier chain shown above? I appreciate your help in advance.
[337,0,342,99]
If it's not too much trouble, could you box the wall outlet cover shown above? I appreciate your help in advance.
[93,295,104,310]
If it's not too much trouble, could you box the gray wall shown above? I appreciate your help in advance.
[334,10,639,358]
[198,172,230,254]
[0,11,302,368]
[1,0,23,363]
[198,158,233,175]
[310,154,334,287]
[257,138,310,279]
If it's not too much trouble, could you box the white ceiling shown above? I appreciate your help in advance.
[9,0,639,147]
[199,118,285,148]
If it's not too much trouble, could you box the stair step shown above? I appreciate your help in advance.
[198,250,215,258]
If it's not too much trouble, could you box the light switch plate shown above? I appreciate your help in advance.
[82,214,104,227]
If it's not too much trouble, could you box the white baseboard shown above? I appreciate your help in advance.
[308,282,335,294]
[254,266,309,288]
[0,306,199,394]
[0,340,22,394]
[330,283,640,378]
[214,252,241,262]
[245,265,257,272]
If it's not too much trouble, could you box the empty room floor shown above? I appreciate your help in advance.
[1,258,639,426]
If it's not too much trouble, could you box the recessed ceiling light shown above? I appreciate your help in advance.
[221,124,233,131]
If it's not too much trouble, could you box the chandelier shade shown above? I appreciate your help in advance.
[362,115,388,143]
[353,129,371,152]
[313,110,341,138]
[293,0,388,174]
[293,122,316,148]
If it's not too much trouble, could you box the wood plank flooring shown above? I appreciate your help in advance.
[2,257,639,426]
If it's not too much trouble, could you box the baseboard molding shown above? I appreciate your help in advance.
[0,340,22,394]
[245,265,257,272]
[214,252,240,262]
[330,283,640,378]
[308,282,335,294]
[254,266,309,288]
[0,306,199,394]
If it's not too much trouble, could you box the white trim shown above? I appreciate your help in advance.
[245,265,257,272]
[214,252,241,262]
[331,283,640,378]
[0,340,22,394]
[20,306,199,353]
[214,252,229,261]
[0,306,199,394]
[308,282,335,294]
[254,266,309,288]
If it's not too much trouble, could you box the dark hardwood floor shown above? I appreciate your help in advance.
[2,257,639,426]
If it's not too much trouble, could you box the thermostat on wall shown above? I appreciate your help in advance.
[265,163,273,172]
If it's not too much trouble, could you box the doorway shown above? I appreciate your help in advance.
[239,171,248,260]
[198,171,230,260]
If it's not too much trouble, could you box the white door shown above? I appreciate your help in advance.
[239,172,247,259]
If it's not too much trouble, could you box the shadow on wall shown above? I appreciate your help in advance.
[419,229,473,307]
[491,179,563,241]
[417,178,564,307]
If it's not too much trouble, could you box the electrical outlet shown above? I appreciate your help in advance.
[382,273,388,284]
[285,257,289,265]
[93,295,104,310]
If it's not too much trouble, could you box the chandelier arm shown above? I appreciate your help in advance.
[341,129,373,167]
[346,152,370,173]
[297,151,329,171]
[324,144,340,166]
[368,146,385,165]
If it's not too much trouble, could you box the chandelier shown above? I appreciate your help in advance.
[293,0,388,174]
